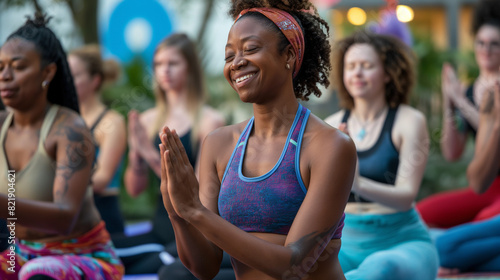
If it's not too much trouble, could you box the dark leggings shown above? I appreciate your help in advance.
[111,200,176,274]
[28,276,58,280]
[158,251,235,280]
[94,194,125,235]
[0,219,8,252]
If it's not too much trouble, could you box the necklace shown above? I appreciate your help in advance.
[352,106,387,141]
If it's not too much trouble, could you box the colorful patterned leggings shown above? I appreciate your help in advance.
[0,222,124,280]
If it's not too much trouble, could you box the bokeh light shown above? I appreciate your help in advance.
[396,5,414,23]
[347,7,367,26]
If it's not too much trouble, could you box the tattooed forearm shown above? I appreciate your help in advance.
[285,225,337,279]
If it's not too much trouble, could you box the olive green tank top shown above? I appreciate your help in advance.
[0,105,59,201]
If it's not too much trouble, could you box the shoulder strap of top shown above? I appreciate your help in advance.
[0,112,13,164]
[39,105,60,149]
[341,110,350,123]
[89,108,109,133]
[238,117,255,145]
[220,118,255,183]
[289,104,308,142]
[0,112,13,145]
[466,84,474,105]
[381,106,398,134]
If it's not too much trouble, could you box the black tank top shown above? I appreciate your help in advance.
[153,129,197,167]
[461,84,477,138]
[342,107,400,203]
[151,130,198,241]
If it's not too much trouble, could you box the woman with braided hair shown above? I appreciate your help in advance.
[0,14,123,280]
[157,0,356,279]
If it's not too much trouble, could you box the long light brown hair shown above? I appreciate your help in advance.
[151,33,206,141]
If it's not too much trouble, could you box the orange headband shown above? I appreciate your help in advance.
[236,8,305,78]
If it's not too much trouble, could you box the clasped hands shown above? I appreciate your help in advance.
[158,126,204,221]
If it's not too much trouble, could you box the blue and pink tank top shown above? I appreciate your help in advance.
[218,104,344,238]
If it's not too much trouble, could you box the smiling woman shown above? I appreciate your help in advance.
[156,0,357,279]
[0,14,123,280]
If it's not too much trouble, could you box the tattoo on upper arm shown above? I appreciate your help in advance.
[54,121,92,199]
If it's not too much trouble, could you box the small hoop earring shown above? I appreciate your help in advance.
[286,64,290,70]
[42,81,49,89]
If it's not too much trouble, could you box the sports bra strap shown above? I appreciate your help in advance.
[381,107,397,134]
[0,113,13,142]
[341,110,351,124]
[39,105,60,149]
[340,107,397,134]
[89,108,109,133]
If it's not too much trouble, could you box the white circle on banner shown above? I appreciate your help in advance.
[124,18,152,53]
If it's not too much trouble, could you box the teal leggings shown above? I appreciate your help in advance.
[339,209,438,280]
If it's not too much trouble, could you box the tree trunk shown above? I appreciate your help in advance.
[66,0,99,44]
[197,0,215,45]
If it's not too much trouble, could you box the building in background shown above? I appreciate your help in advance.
[327,0,478,51]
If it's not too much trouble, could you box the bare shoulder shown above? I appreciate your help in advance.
[139,107,157,125]
[94,109,126,142]
[54,107,88,130]
[202,120,248,167]
[48,107,93,150]
[201,106,226,125]
[323,109,346,128]
[304,114,356,158]
[200,106,226,137]
[394,105,427,132]
[203,120,248,151]
[103,109,125,124]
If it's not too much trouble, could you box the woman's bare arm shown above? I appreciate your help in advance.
[440,63,469,161]
[354,108,429,211]
[163,123,356,279]
[467,83,500,194]
[0,110,94,235]
[91,111,126,193]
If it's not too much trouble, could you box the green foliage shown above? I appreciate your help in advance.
[101,58,157,220]
[101,56,155,116]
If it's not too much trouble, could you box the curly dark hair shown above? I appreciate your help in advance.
[6,12,80,113]
[472,0,500,35]
[229,0,331,101]
[331,31,416,110]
